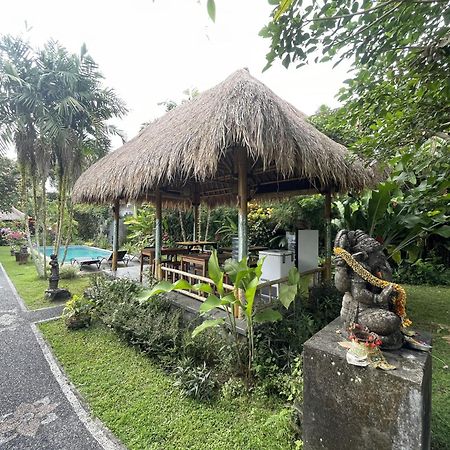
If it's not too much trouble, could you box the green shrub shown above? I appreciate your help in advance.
[394,258,450,286]
[73,204,110,241]
[220,377,246,401]
[174,358,216,401]
[253,283,340,396]
[59,264,80,279]
[85,276,184,365]
[180,327,239,379]
[63,295,94,330]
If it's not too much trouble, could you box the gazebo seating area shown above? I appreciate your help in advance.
[73,69,380,315]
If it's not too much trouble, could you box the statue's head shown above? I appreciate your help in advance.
[50,254,57,260]
[335,229,392,277]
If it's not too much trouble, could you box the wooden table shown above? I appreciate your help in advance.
[180,253,211,278]
[139,247,189,282]
[176,241,218,252]
[220,246,268,253]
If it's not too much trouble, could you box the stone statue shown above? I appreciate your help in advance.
[45,254,71,301]
[48,254,60,290]
[334,230,404,350]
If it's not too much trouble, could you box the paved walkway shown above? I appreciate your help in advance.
[0,264,123,450]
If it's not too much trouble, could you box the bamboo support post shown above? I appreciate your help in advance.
[192,187,200,241]
[155,189,162,280]
[324,191,332,281]
[236,149,248,318]
[111,199,120,273]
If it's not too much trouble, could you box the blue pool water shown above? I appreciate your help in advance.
[39,245,111,262]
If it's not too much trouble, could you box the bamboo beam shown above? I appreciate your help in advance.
[192,187,200,241]
[324,191,332,281]
[111,199,120,273]
[236,149,249,319]
[155,189,162,280]
[237,150,248,261]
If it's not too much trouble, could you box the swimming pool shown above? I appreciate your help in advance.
[39,245,111,262]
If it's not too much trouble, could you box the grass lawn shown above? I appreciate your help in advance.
[406,285,450,450]
[0,246,91,310]
[39,320,293,450]
[39,284,450,450]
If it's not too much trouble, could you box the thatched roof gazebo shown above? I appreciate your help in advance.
[73,68,381,277]
[0,207,25,221]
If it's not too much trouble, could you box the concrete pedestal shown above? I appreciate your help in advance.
[303,318,431,450]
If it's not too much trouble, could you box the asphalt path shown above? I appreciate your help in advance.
[0,264,123,450]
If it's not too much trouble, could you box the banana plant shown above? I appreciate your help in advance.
[146,250,282,378]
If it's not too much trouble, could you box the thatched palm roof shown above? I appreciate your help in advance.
[73,69,381,206]
[0,207,25,221]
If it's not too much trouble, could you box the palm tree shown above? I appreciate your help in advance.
[36,41,127,259]
[0,35,47,276]
[0,35,127,273]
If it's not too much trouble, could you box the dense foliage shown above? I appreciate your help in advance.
[262,0,449,158]
[0,156,19,212]
[332,140,449,265]
[73,204,110,242]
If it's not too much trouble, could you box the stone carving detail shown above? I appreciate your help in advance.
[334,229,403,350]
[0,396,59,445]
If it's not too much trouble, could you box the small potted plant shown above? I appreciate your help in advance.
[63,295,94,330]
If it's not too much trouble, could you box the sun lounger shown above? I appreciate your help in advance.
[71,257,102,269]
[100,250,129,267]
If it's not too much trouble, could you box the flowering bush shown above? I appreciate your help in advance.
[6,230,26,247]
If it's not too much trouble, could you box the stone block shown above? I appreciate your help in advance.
[303,318,431,450]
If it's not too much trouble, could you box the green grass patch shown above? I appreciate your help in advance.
[0,246,91,310]
[39,320,292,450]
[406,284,450,450]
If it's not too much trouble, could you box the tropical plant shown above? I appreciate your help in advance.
[124,204,155,248]
[63,295,94,329]
[73,204,109,241]
[174,358,216,400]
[333,141,449,263]
[215,215,238,244]
[148,251,285,380]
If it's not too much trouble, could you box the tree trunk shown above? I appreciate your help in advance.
[20,165,44,277]
[61,199,74,265]
[54,173,67,255]
[41,177,48,278]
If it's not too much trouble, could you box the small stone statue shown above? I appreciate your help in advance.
[45,254,71,301]
[334,230,404,350]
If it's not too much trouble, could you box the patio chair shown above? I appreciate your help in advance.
[100,250,130,267]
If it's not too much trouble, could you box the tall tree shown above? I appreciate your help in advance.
[0,34,126,274]
[37,41,127,258]
[0,35,46,274]
[261,0,450,158]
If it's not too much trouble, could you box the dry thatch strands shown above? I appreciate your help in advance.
[73,68,382,206]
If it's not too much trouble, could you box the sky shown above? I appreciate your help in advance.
[1,0,351,153]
